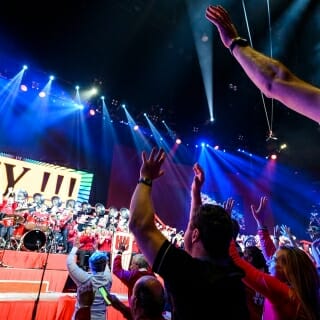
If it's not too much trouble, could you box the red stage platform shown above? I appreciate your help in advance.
[0,250,128,320]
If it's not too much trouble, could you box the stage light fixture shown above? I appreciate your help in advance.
[38,91,46,98]
[176,138,182,145]
[20,84,28,92]
[49,75,55,81]
[22,65,28,70]
[133,125,139,131]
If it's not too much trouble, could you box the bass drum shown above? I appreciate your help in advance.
[20,229,46,251]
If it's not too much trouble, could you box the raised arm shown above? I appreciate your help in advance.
[250,196,276,260]
[129,148,167,266]
[189,163,204,219]
[206,5,320,123]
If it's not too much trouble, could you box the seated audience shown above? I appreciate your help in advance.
[129,149,249,319]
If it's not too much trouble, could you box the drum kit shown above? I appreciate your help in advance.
[1,208,49,252]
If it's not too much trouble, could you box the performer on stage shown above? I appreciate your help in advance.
[77,226,96,271]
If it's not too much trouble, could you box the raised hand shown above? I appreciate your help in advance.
[205,5,239,49]
[140,148,166,181]
[192,163,204,192]
[223,197,235,217]
[250,196,268,228]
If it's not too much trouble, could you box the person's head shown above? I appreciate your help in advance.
[130,253,149,271]
[243,246,268,272]
[231,218,240,240]
[184,204,233,258]
[130,275,165,319]
[88,251,108,273]
[268,246,320,319]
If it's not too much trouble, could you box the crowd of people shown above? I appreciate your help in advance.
[2,3,320,320]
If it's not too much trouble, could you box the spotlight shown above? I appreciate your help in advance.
[38,91,46,98]
[20,84,28,92]
[90,87,98,95]
[75,85,80,90]
[122,104,126,109]
[133,124,139,131]
[22,65,28,70]
[214,145,219,150]
[175,138,182,145]
[89,109,96,116]
[270,154,277,160]
[101,96,105,100]
[49,75,55,81]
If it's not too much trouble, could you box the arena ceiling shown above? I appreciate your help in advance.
[0,0,320,178]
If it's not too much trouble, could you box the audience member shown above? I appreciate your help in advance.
[109,275,166,320]
[129,149,249,319]
[229,196,320,319]
[113,245,156,305]
[67,240,112,320]
[242,246,268,320]
[205,5,320,123]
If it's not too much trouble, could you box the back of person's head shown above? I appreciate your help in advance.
[279,246,320,320]
[89,251,107,273]
[231,218,240,239]
[131,275,165,319]
[192,204,233,258]
[243,246,268,272]
[131,253,149,270]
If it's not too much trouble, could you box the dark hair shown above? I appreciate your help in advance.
[244,246,268,272]
[192,204,233,258]
[231,218,240,239]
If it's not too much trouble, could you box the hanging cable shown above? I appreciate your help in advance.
[241,0,274,140]
[266,0,276,140]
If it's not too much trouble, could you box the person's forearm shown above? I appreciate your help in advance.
[190,185,201,218]
[130,183,155,231]
[129,183,166,265]
[233,45,287,97]
[233,45,320,122]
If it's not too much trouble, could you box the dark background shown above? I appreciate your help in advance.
[0,0,320,236]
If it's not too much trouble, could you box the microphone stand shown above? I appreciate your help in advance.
[0,225,12,268]
[31,241,51,320]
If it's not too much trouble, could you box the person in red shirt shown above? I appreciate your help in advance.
[229,196,320,320]
[113,247,156,306]
[77,226,96,271]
